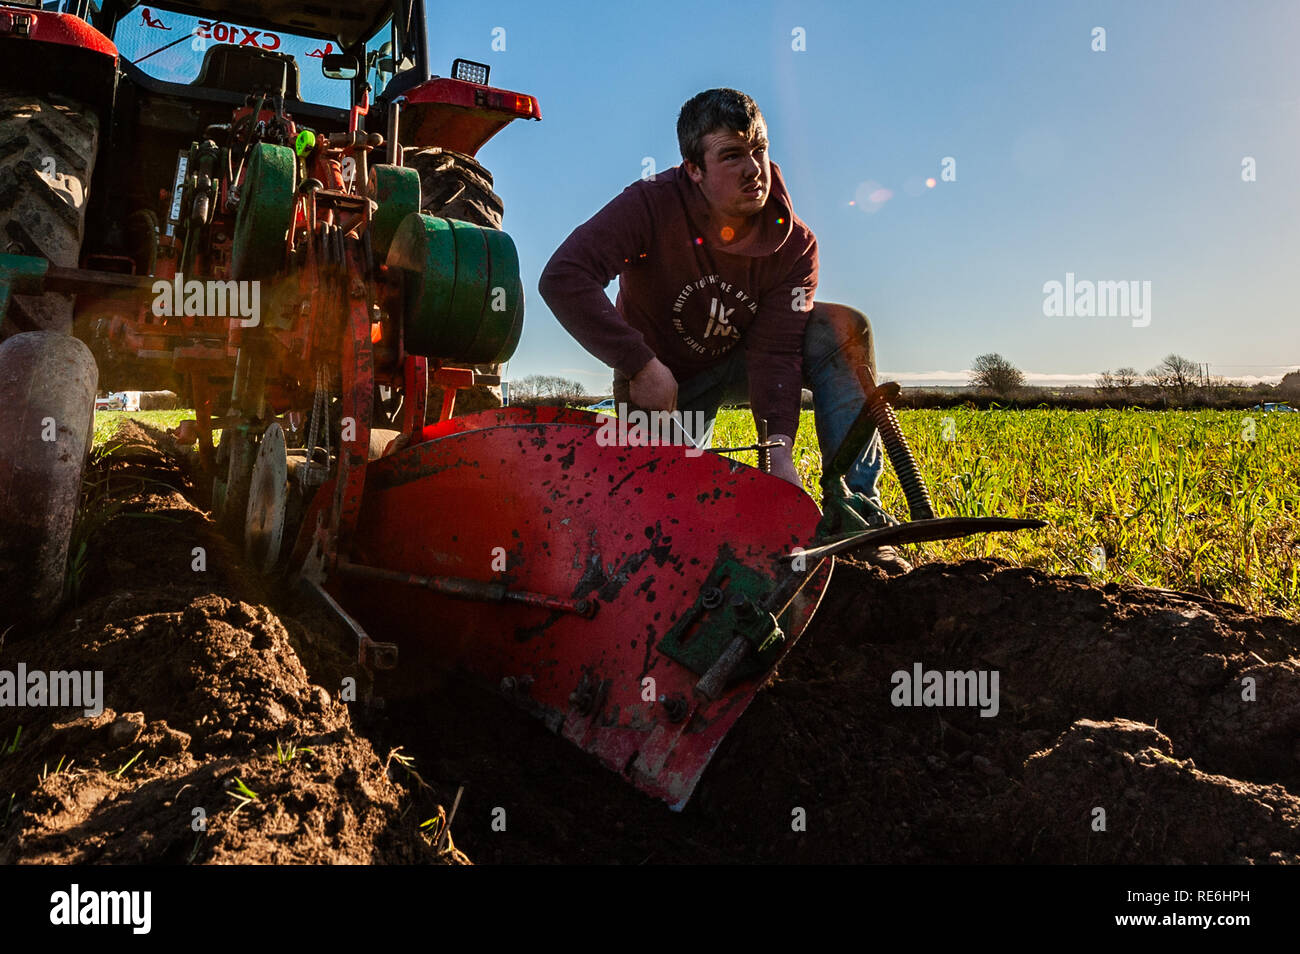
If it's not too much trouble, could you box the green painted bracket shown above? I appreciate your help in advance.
[368,164,420,260]
[0,254,50,320]
[657,554,785,678]
[231,143,296,281]
[817,481,872,540]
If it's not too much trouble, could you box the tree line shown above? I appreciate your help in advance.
[507,374,588,406]
[958,352,1298,409]
[506,356,1297,411]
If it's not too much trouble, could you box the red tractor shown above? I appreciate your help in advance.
[0,0,1040,810]
[0,0,537,611]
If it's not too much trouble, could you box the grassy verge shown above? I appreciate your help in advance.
[714,407,1298,619]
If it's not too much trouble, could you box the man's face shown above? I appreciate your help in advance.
[685,122,771,223]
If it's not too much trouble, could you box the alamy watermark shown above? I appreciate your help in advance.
[152,272,260,327]
[0,665,104,717]
[49,884,150,934]
[1042,272,1150,328]
[890,662,999,717]
[595,404,709,458]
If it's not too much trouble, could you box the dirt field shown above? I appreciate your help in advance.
[2,421,1298,864]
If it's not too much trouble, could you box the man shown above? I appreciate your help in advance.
[538,88,908,573]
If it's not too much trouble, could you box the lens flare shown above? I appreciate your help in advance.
[853,180,893,213]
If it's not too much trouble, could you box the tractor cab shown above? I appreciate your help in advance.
[90,0,539,155]
[0,0,538,299]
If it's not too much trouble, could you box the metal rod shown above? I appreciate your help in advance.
[387,98,403,166]
[297,577,398,670]
[336,560,596,617]
[694,635,751,701]
[786,515,1047,564]
[693,555,830,700]
[711,441,784,455]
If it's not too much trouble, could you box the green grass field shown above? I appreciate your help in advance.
[92,409,199,447]
[715,407,1299,620]
[93,406,1299,620]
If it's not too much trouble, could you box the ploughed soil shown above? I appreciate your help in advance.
[2,421,1297,864]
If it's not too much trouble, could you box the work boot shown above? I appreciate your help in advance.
[858,544,912,576]
[817,480,912,574]
[816,479,897,541]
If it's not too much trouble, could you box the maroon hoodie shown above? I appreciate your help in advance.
[537,162,817,438]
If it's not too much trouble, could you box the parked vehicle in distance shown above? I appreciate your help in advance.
[95,392,126,411]
[586,399,617,412]
[1250,403,1297,413]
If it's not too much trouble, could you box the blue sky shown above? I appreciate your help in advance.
[430,0,1298,389]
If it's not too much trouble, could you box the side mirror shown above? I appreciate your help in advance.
[367,42,395,83]
[321,53,359,80]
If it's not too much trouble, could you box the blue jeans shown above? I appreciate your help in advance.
[613,301,886,504]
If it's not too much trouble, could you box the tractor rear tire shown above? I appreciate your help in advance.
[0,331,97,622]
[403,146,504,229]
[405,147,506,413]
[0,94,98,340]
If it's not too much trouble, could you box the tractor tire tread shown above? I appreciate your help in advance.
[0,93,98,339]
[403,145,504,229]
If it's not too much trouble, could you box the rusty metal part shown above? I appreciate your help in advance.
[756,418,771,474]
[568,669,610,717]
[244,422,288,575]
[325,243,375,565]
[662,556,785,684]
[690,553,832,700]
[399,354,428,442]
[336,558,597,617]
[297,577,398,671]
[662,695,689,722]
[695,635,754,701]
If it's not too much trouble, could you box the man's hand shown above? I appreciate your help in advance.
[629,357,678,411]
[767,433,800,487]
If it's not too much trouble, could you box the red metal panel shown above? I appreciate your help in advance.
[399,78,540,157]
[327,422,829,808]
[13,11,117,57]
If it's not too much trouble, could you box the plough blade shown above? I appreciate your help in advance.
[794,516,1048,564]
[320,415,831,809]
